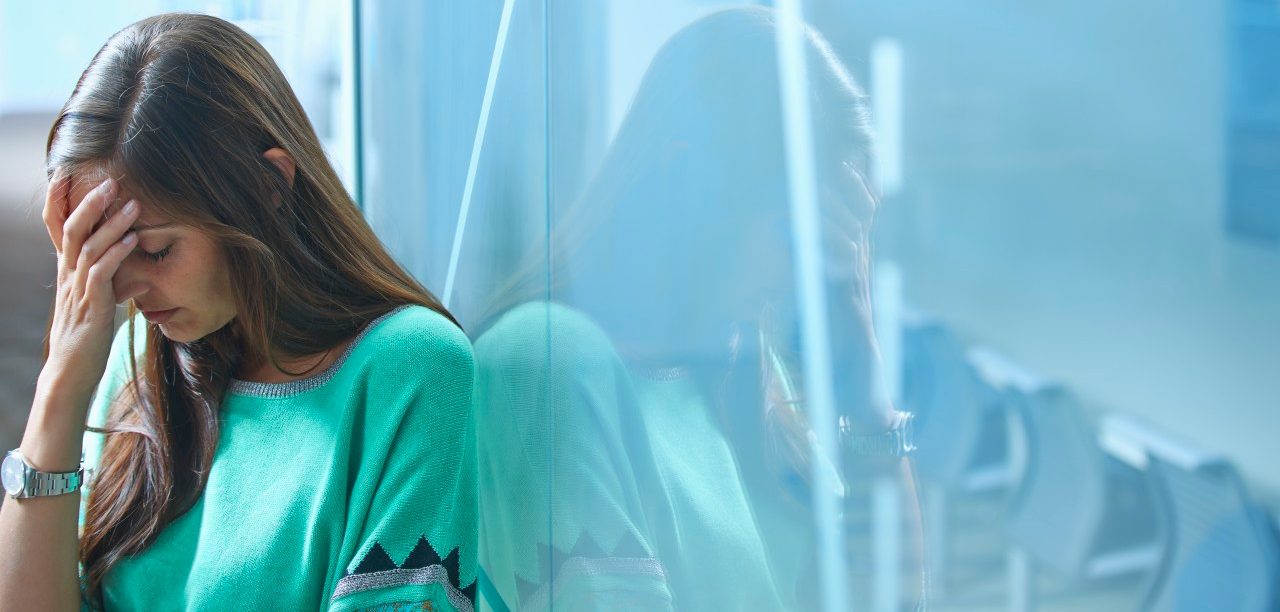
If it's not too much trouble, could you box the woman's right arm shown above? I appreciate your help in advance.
[0,173,143,611]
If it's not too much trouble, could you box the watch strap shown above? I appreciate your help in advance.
[6,449,85,499]
[841,410,916,457]
[28,467,84,497]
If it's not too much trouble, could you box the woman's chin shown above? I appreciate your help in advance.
[155,325,192,343]
[159,319,233,344]
[152,320,200,343]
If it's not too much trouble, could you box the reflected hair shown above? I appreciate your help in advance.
[43,13,457,607]
[483,7,875,332]
[481,7,878,500]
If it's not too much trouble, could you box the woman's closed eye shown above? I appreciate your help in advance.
[139,245,172,263]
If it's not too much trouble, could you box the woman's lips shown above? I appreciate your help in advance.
[141,308,178,324]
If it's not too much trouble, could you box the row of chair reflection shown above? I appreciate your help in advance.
[900,312,1280,611]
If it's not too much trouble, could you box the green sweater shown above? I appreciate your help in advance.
[78,304,478,612]
[473,302,797,610]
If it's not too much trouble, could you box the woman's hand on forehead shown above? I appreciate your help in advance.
[60,173,121,223]
[97,195,137,231]
[66,176,140,233]
[70,178,173,234]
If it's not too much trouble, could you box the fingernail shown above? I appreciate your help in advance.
[103,178,116,193]
[123,232,137,245]
[123,200,138,215]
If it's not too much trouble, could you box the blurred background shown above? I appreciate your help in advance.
[2,1,1277,610]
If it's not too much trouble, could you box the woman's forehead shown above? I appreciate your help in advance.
[64,172,171,228]
[65,167,120,203]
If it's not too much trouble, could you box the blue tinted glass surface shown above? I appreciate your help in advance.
[358,2,1280,610]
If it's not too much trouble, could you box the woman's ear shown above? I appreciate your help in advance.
[262,147,296,207]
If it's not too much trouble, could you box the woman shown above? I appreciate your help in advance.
[472,7,923,611]
[0,14,477,611]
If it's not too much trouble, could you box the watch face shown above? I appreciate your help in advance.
[2,454,25,496]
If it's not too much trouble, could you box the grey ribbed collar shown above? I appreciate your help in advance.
[227,305,411,399]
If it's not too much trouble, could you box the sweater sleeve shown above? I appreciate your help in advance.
[326,310,478,612]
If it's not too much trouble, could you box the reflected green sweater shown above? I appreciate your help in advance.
[78,305,477,612]
[473,302,797,611]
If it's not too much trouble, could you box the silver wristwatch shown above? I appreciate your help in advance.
[2,449,84,499]
[840,410,916,458]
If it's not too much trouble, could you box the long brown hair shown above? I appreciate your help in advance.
[43,13,457,606]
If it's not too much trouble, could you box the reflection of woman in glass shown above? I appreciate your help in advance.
[474,7,923,611]
[0,14,477,611]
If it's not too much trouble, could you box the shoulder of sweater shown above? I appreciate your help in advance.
[356,304,475,375]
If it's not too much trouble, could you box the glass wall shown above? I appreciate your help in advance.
[360,1,1280,610]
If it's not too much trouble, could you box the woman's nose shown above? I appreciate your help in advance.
[111,257,151,305]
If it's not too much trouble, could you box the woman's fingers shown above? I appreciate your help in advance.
[76,199,139,274]
[41,171,71,253]
[61,178,118,270]
[72,198,139,300]
[84,231,140,306]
